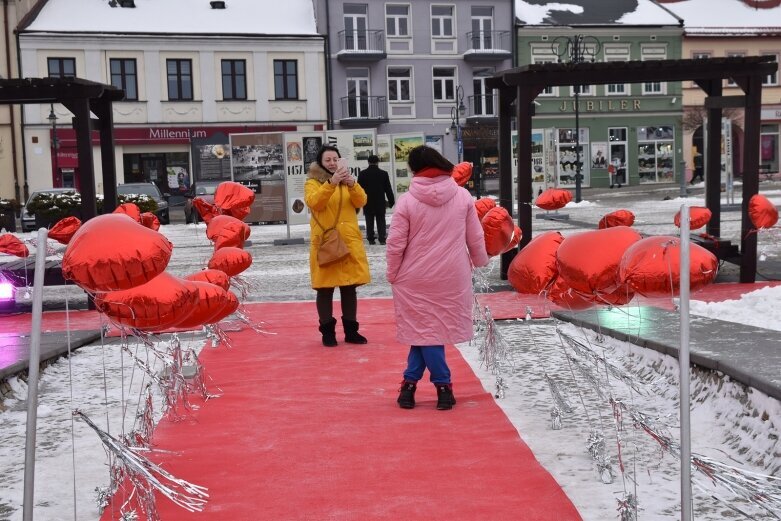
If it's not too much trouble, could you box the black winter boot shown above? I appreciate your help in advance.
[397,380,417,409]
[318,318,338,347]
[342,317,367,344]
[436,384,456,410]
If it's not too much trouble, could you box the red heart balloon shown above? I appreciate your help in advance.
[113,203,142,223]
[185,269,231,291]
[474,197,497,221]
[207,215,251,251]
[48,216,82,245]
[674,206,711,230]
[482,206,515,256]
[749,194,779,229]
[215,181,255,221]
[451,162,473,187]
[507,231,564,294]
[174,280,234,329]
[207,247,252,277]
[140,212,161,231]
[62,214,173,292]
[598,209,635,229]
[535,188,573,211]
[0,234,29,257]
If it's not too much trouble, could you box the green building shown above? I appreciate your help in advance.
[515,1,685,189]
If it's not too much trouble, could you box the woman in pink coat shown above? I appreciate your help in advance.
[386,146,489,410]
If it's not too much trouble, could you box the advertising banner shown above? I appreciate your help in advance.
[230,132,287,223]
[284,132,321,225]
[391,133,425,194]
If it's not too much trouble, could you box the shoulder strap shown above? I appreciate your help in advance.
[311,183,342,232]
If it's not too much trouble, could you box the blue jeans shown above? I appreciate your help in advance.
[403,345,451,385]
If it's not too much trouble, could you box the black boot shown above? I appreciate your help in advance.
[318,318,338,347]
[436,384,456,410]
[397,380,416,409]
[342,317,367,344]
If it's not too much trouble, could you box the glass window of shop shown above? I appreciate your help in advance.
[123,152,192,197]
[556,128,589,187]
[761,124,779,174]
[636,126,674,184]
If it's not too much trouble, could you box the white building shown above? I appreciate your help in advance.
[17,0,325,199]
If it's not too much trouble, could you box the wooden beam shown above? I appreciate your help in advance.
[741,74,762,283]
[498,87,516,279]
[704,95,746,109]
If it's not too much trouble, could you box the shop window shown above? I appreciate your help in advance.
[110,58,138,101]
[556,127,590,188]
[761,124,779,174]
[167,59,193,101]
[636,126,674,183]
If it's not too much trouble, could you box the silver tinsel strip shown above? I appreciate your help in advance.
[205,323,234,349]
[544,373,574,414]
[229,275,257,302]
[559,331,648,395]
[75,410,209,517]
[617,493,638,521]
[233,305,277,335]
[567,355,608,401]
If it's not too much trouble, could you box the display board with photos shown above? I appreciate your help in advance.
[325,129,377,177]
[511,129,553,209]
[390,133,425,194]
[229,132,286,223]
[284,132,321,225]
[191,133,232,184]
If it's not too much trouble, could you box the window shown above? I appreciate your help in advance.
[344,4,368,51]
[473,74,495,116]
[273,60,298,100]
[641,46,667,95]
[692,52,711,60]
[432,67,456,102]
[531,45,557,96]
[470,6,493,50]
[166,59,193,101]
[726,53,744,87]
[431,5,454,37]
[637,126,675,183]
[47,57,76,79]
[386,4,409,37]
[762,54,778,86]
[221,59,247,100]
[604,45,629,95]
[109,58,137,100]
[388,67,411,102]
[346,68,369,118]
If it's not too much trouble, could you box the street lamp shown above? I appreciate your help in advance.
[552,34,601,203]
[47,104,59,183]
[449,84,466,163]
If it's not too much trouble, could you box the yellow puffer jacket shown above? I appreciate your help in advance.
[305,163,371,289]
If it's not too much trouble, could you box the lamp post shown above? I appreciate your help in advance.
[47,104,59,184]
[552,34,601,203]
[449,84,466,163]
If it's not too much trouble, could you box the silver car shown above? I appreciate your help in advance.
[20,188,80,232]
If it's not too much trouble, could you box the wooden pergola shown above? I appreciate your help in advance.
[0,77,124,218]
[488,55,777,283]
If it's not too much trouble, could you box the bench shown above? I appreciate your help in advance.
[0,256,69,287]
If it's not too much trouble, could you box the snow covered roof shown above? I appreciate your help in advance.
[659,0,781,33]
[22,0,318,36]
[514,0,682,26]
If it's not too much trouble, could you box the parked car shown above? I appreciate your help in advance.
[185,180,222,223]
[21,188,80,232]
[117,182,170,224]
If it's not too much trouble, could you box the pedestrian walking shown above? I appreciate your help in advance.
[305,145,371,347]
[357,155,395,245]
[386,145,489,410]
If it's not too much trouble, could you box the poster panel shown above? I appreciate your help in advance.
[590,142,608,170]
[425,135,443,154]
[325,129,377,176]
[192,134,232,184]
[230,132,287,223]
[285,132,323,225]
[391,133,424,194]
[510,130,549,209]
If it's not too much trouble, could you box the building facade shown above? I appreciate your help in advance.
[314,0,514,196]
[515,0,684,189]
[16,0,326,203]
[657,0,781,180]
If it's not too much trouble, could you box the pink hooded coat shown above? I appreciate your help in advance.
[386,173,489,346]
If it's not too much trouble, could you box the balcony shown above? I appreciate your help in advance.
[463,31,512,61]
[466,94,498,121]
[336,30,386,61]
[338,96,388,126]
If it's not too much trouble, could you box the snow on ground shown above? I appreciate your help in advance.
[1,185,780,520]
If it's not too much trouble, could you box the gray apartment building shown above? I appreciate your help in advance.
[314,0,514,195]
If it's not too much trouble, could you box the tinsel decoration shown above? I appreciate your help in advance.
[229,274,256,302]
[233,304,277,336]
[544,373,574,415]
[587,429,614,484]
[75,410,209,520]
[550,407,562,430]
[616,493,638,521]
[205,323,234,349]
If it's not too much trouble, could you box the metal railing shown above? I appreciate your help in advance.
[465,30,511,53]
[339,95,388,121]
[469,94,498,117]
[337,29,385,54]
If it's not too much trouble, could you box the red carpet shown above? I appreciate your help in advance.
[100,299,582,520]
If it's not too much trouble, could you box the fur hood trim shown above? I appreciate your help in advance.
[307,162,333,183]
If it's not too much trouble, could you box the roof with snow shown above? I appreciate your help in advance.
[22,0,319,36]
[514,0,682,26]
[659,0,781,34]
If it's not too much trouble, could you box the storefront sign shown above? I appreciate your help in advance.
[761,107,781,121]
[558,99,642,113]
[56,125,300,147]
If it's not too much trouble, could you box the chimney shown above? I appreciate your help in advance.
[210,1,226,8]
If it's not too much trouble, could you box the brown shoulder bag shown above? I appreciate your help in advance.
[312,185,350,266]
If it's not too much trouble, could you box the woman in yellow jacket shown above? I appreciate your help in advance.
[305,145,371,347]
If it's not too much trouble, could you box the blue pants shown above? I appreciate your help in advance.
[403,345,451,385]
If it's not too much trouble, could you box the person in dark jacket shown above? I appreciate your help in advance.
[357,155,395,245]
